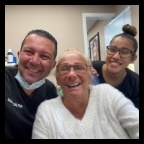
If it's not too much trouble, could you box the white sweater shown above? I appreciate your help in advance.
[32,84,139,139]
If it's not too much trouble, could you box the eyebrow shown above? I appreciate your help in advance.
[60,62,85,65]
[110,46,131,49]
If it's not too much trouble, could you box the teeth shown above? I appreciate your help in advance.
[68,83,79,87]
[29,68,39,73]
[110,62,119,66]
[111,62,117,64]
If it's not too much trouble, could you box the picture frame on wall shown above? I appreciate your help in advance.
[89,32,101,61]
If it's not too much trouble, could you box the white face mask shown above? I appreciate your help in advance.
[15,71,45,90]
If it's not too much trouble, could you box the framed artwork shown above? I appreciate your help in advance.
[89,32,101,61]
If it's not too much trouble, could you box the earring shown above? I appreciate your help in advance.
[56,85,63,96]
[56,85,61,91]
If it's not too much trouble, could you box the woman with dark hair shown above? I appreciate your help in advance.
[92,24,139,109]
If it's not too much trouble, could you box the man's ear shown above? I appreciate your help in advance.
[52,61,57,69]
[130,55,137,63]
[17,51,20,59]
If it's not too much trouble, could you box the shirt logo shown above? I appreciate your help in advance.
[7,98,23,108]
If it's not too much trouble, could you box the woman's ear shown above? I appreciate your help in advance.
[56,74,60,86]
[88,72,93,84]
[130,55,137,63]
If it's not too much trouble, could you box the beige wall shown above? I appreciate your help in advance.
[5,5,115,85]
[88,5,139,74]
[5,5,113,84]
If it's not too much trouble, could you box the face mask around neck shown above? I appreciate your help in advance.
[15,71,45,90]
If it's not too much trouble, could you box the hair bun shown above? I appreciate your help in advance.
[122,24,137,37]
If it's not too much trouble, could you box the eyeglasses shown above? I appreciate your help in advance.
[106,46,134,58]
[57,63,88,75]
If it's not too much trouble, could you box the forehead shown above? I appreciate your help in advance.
[25,34,50,43]
[23,34,55,51]
[59,53,86,65]
[111,37,133,48]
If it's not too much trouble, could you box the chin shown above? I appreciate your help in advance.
[108,65,120,71]
[111,69,121,74]
[25,78,37,84]
[108,67,119,73]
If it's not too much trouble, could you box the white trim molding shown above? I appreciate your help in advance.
[82,13,115,57]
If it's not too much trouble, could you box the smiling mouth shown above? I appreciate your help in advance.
[110,61,122,66]
[27,68,41,73]
[67,83,80,88]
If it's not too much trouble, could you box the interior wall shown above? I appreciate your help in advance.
[130,5,139,74]
[88,5,139,74]
[88,20,109,60]
[5,5,116,85]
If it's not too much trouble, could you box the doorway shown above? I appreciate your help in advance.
[82,13,115,57]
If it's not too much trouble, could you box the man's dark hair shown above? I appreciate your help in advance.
[20,29,58,59]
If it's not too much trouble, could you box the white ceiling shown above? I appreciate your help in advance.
[86,14,115,32]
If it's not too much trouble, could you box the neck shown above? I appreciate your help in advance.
[23,88,34,98]
[102,64,127,87]
[61,94,89,120]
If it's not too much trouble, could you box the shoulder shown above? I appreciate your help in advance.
[92,61,105,67]
[91,84,135,109]
[96,83,121,93]
[37,96,61,112]
[126,68,139,79]
[5,66,18,75]
[91,84,127,102]
[125,68,139,85]
[39,79,57,99]
[5,66,18,81]
[92,60,105,67]
[45,79,56,88]
[42,78,56,92]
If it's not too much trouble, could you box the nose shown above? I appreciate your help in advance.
[69,67,76,74]
[112,51,121,59]
[29,54,40,65]
[67,67,77,77]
